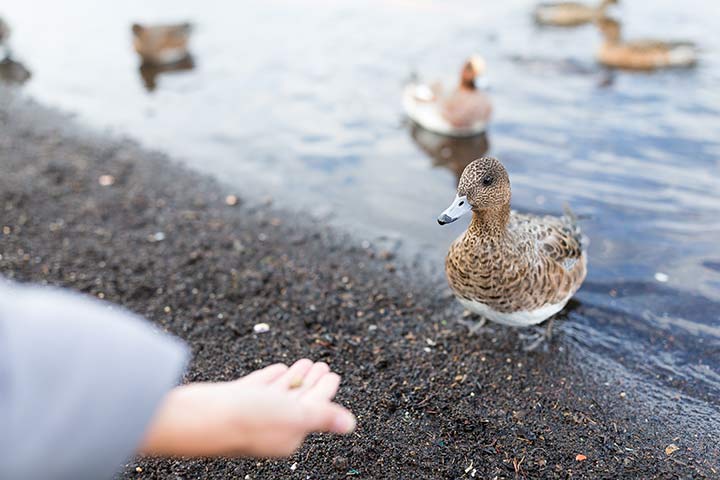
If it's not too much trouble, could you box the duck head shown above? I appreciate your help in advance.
[132,22,193,65]
[437,156,511,225]
[595,17,621,43]
[460,55,487,90]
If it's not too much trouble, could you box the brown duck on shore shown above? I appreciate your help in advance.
[131,23,192,66]
[437,157,587,348]
[595,17,697,70]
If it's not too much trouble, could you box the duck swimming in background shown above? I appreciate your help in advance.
[0,17,10,45]
[438,157,587,349]
[131,23,192,66]
[595,17,697,70]
[534,0,617,27]
[403,56,492,137]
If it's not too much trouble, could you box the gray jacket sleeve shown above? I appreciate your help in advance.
[0,280,189,480]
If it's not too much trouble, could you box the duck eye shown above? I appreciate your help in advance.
[482,175,494,186]
[458,200,464,206]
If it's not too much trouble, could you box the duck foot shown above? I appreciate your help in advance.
[519,318,555,352]
[456,316,489,336]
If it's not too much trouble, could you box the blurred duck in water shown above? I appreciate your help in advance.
[534,0,617,27]
[409,124,489,185]
[0,17,10,45]
[595,17,697,70]
[0,56,32,85]
[403,56,492,138]
[0,17,32,85]
[131,23,192,66]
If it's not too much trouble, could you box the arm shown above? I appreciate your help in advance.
[0,280,188,479]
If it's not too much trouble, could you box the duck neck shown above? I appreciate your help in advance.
[460,77,477,91]
[467,203,510,239]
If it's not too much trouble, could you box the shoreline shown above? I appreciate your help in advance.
[1,90,717,478]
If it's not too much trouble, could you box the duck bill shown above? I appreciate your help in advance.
[437,194,472,225]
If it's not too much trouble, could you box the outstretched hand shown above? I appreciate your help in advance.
[139,359,356,458]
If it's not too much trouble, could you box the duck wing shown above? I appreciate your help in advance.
[512,210,586,273]
[440,90,492,129]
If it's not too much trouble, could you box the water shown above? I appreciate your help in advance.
[3,0,720,407]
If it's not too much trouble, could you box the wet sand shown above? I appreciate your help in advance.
[1,91,717,479]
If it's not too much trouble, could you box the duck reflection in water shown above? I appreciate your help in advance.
[409,124,490,185]
[138,55,195,92]
[0,17,31,85]
[131,23,195,92]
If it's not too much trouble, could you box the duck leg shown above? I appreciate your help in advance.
[519,317,555,351]
[456,314,489,335]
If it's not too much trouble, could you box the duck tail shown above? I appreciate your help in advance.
[668,44,697,67]
[562,203,590,251]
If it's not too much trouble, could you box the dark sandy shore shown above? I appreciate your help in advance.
[1,90,717,479]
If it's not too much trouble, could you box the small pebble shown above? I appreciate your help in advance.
[654,272,669,283]
[98,174,115,186]
[290,462,298,471]
[665,444,679,456]
[150,232,165,242]
[253,323,270,334]
[576,454,587,461]
[225,194,239,206]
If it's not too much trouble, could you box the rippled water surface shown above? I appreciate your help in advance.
[3,0,720,403]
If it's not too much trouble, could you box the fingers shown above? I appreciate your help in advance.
[295,362,330,395]
[304,371,340,401]
[303,402,356,435]
[238,363,289,386]
[274,358,314,389]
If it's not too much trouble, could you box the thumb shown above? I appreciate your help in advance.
[303,402,356,435]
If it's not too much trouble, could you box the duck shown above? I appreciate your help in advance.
[0,17,10,45]
[437,156,587,348]
[403,56,492,137]
[595,17,697,70]
[131,23,192,66]
[409,124,489,185]
[0,56,32,85]
[534,0,617,27]
[0,17,11,59]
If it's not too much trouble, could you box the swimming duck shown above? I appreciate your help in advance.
[595,17,697,70]
[534,0,617,27]
[131,23,192,66]
[0,56,31,85]
[438,157,587,347]
[0,17,10,44]
[403,56,492,137]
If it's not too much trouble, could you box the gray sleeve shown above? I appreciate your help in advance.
[0,280,189,480]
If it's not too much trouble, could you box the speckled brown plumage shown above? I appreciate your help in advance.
[595,17,697,70]
[443,157,587,322]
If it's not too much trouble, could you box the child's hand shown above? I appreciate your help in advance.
[138,359,356,458]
